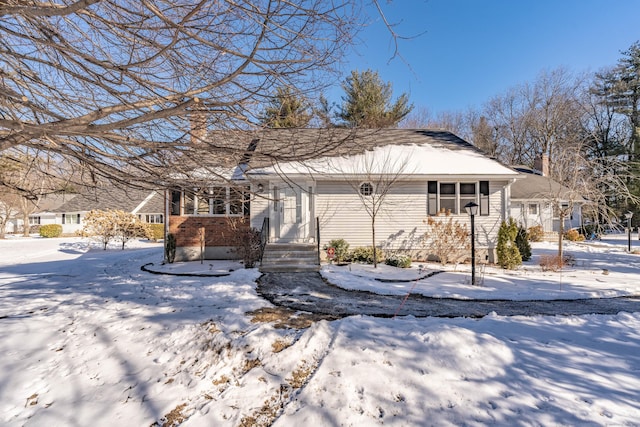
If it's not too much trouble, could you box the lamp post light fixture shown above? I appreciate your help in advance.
[625,211,633,252]
[464,201,479,286]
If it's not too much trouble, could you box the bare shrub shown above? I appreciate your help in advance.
[228,218,262,268]
[528,225,544,242]
[564,228,585,242]
[421,215,470,265]
[539,253,576,271]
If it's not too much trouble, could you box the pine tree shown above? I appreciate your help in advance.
[338,69,412,128]
[260,87,311,128]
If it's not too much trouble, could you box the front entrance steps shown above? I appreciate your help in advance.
[260,243,320,273]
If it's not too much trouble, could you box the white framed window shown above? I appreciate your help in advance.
[528,203,538,215]
[138,214,164,223]
[29,216,41,225]
[427,181,490,216]
[178,187,250,216]
[62,213,81,224]
[439,182,457,214]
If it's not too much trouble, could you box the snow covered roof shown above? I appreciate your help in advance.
[245,128,519,179]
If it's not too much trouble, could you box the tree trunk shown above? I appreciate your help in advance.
[22,211,30,237]
[372,216,377,268]
[558,210,565,266]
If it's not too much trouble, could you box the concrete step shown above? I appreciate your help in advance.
[260,243,319,273]
[259,264,320,273]
[262,251,318,261]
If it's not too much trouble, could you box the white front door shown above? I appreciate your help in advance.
[273,185,312,242]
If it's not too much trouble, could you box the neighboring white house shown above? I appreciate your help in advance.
[30,186,165,234]
[3,193,74,235]
[509,165,584,235]
[167,128,523,262]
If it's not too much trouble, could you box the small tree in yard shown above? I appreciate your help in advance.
[82,210,118,249]
[112,210,152,250]
[422,214,470,265]
[497,218,522,269]
[82,209,151,250]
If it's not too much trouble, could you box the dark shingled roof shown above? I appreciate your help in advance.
[186,128,491,170]
[52,186,164,214]
[245,128,484,166]
[510,167,583,202]
[32,193,78,212]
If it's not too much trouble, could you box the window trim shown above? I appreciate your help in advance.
[427,181,490,216]
[178,186,250,217]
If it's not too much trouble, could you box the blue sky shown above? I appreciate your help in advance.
[327,0,640,116]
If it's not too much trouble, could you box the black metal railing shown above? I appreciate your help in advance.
[316,216,321,265]
[259,217,270,263]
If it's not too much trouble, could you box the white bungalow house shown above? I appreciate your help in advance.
[3,193,73,235]
[166,128,522,266]
[509,165,584,236]
[30,186,164,234]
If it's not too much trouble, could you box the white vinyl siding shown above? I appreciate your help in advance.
[250,183,270,230]
[314,180,504,251]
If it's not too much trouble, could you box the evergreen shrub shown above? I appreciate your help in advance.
[40,224,63,238]
[350,246,384,264]
[497,218,522,269]
[385,253,412,268]
[148,224,165,241]
[323,238,350,263]
[515,225,532,261]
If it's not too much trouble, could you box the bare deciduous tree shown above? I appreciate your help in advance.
[337,145,412,267]
[0,1,378,191]
[0,192,20,238]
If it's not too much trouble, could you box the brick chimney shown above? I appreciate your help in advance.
[534,153,549,176]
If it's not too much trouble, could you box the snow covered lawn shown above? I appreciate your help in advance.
[1,236,639,426]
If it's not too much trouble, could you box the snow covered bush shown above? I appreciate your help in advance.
[39,224,62,238]
[385,253,412,268]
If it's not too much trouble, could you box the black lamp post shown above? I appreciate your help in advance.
[464,201,479,286]
[625,211,633,252]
